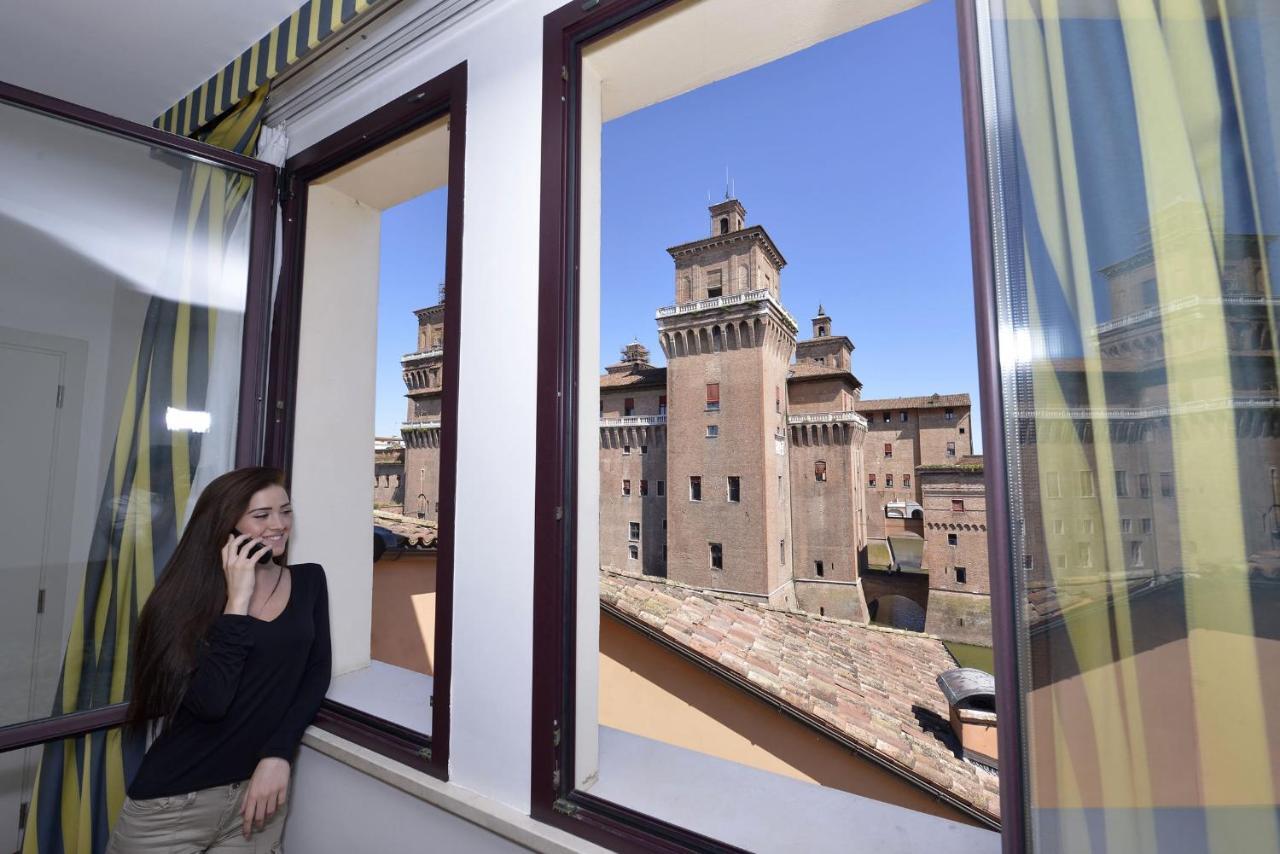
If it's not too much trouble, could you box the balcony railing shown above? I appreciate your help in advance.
[787,411,869,428]
[1092,295,1280,335]
[655,288,798,331]
[600,415,667,427]
[401,347,444,363]
[401,420,442,431]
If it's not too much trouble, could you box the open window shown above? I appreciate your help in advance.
[268,65,466,778]
[0,79,274,848]
[534,0,999,849]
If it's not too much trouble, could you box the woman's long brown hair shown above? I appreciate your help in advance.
[127,466,286,727]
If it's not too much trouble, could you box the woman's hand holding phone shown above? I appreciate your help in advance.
[222,534,269,615]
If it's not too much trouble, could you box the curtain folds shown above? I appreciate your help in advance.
[998,1,1279,852]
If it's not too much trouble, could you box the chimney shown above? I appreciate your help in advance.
[936,668,998,769]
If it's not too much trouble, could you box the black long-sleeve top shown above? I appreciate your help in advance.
[129,563,331,799]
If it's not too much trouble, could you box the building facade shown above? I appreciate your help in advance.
[401,288,446,520]
[598,199,989,631]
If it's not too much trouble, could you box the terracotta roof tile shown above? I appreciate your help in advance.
[373,509,438,549]
[600,367,667,389]
[600,569,1000,825]
[856,393,971,411]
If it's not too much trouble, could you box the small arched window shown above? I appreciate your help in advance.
[720,217,729,234]
[818,326,826,337]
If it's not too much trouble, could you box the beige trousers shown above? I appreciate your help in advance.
[106,781,287,854]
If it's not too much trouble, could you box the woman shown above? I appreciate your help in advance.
[108,467,330,853]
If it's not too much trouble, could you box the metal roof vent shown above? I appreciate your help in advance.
[937,668,998,769]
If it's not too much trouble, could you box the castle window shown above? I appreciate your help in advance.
[1129,541,1144,566]
[952,499,965,512]
[948,533,958,546]
[1139,472,1150,498]
[900,411,908,422]
[818,326,826,337]
[628,522,640,541]
[710,543,723,570]
[622,479,631,496]
[706,269,723,298]
[868,473,876,487]
[884,443,892,458]
[689,476,702,501]
[955,566,968,584]
[727,476,741,503]
[640,444,648,454]
[658,395,667,415]
[886,474,894,488]
[959,427,966,434]
[1079,470,1096,497]
[622,445,631,455]
[946,441,956,457]
[1142,518,1153,534]
[706,425,719,438]
[706,383,720,411]
[624,397,635,416]
[719,216,729,235]
[775,386,781,413]
[1122,518,1132,533]
[815,560,824,577]
[883,411,891,423]
[1115,470,1129,497]
[657,480,665,496]
[945,407,955,420]
[780,539,786,565]
[640,479,648,496]
[814,460,827,482]
[629,545,639,560]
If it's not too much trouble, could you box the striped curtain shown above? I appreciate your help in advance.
[22,88,269,854]
[994,1,1279,852]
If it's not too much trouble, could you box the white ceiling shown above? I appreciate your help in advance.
[0,0,304,125]
[314,115,450,210]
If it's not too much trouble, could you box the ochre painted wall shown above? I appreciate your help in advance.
[369,553,437,677]
[599,614,983,827]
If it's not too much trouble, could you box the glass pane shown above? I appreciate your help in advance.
[985,1,1280,851]
[0,98,255,841]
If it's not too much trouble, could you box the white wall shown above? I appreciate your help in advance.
[288,183,382,675]
[286,745,526,854]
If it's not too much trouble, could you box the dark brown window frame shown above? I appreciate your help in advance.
[0,79,276,754]
[532,1,1025,852]
[266,62,468,781]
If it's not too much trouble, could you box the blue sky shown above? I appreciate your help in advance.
[376,0,979,446]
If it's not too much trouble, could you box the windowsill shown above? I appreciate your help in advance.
[327,661,433,735]
[584,728,999,854]
[300,727,610,854]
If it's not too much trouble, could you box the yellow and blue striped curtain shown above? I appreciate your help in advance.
[22,89,269,854]
[994,0,1279,852]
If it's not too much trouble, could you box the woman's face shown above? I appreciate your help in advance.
[233,484,292,557]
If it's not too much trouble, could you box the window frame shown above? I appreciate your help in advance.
[0,79,277,753]
[267,63,468,779]
[528,0,1021,849]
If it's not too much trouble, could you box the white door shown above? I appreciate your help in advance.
[0,330,84,851]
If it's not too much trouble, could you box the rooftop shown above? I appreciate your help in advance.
[787,361,862,387]
[600,365,668,389]
[857,393,971,412]
[373,509,438,549]
[599,569,1001,827]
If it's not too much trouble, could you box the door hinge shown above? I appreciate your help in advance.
[55,385,64,408]
[36,589,45,614]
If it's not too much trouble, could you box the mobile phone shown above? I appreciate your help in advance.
[231,529,275,565]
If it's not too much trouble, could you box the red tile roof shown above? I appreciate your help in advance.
[600,367,668,389]
[599,569,1000,826]
[856,393,971,411]
[373,510,438,549]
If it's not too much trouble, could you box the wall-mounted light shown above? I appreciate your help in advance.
[165,407,211,433]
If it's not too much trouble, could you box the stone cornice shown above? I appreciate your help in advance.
[666,224,787,269]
